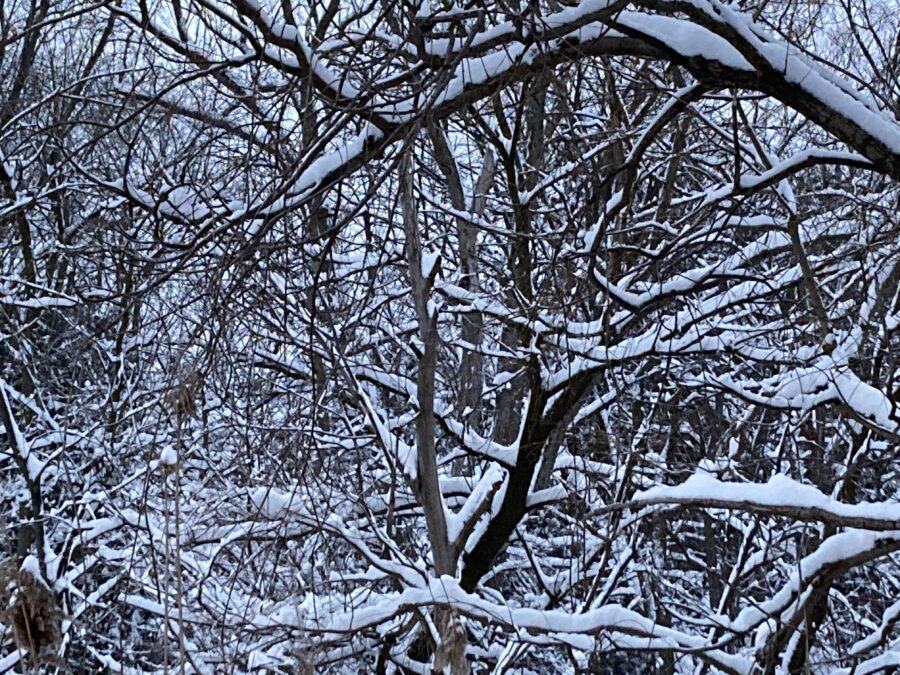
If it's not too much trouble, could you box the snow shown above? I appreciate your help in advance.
[582,190,623,253]
[695,0,900,153]
[710,353,900,439]
[615,12,752,71]
[634,473,900,529]
[435,45,531,106]
[240,0,361,101]
[311,575,753,674]
[250,487,300,518]
[0,653,20,671]
[7,1,900,671]
[419,0,619,58]
[738,149,870,191]
[442,415,519,467]
[241,123,383,221]
[837,650,900,675]
[446,463,505,546]
[850,599,900,655]
[79,517,124,540]
[162,185,212,221]
[20,555,50,589]
[159,446,178,466]
[588,225,793,312]
[355,380,418,481]
[415,0,432,19]
[729,530,900,633]
[421,248,440,280]
[0,378,46,480]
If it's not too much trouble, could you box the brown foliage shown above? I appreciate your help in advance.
[0,556,63,666]
[434,609,469,675]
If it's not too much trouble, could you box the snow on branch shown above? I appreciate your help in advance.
[631,473,900,531]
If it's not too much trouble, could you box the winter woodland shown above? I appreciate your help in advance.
[2,0,900,672]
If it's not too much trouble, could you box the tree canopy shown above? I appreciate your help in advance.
[1,0,900,672]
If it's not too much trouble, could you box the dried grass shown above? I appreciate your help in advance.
[0,556,63,666]
[433,609,469,675]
